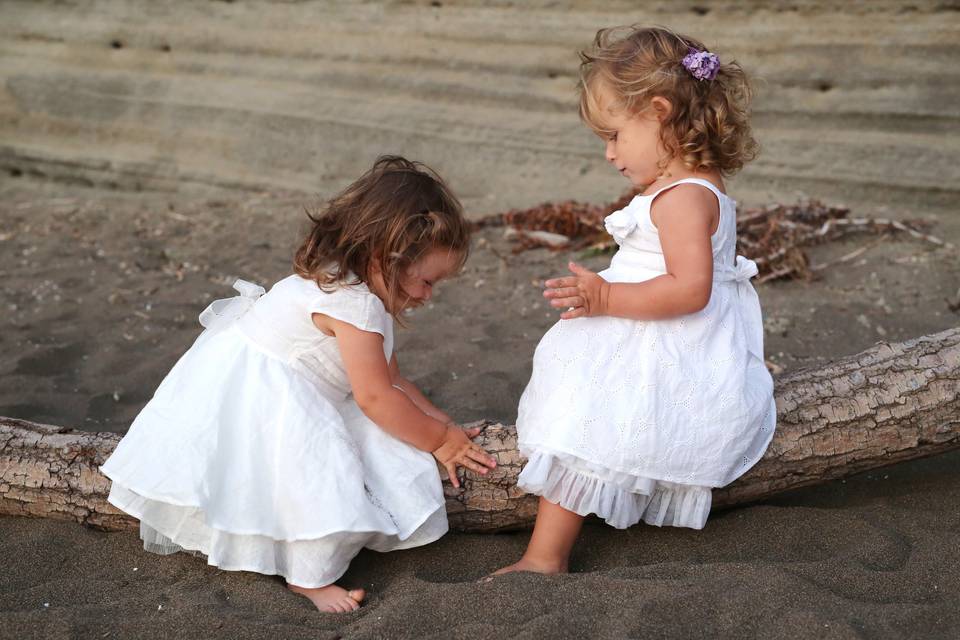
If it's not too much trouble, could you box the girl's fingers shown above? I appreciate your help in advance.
[560,306,587,320]
[544,286,580,299]
[467,447,497,468]
[544,277,576,289]
[464,426,482,438]
[550,296,583,309]
[445,462,460,488]
[458,458,489,475]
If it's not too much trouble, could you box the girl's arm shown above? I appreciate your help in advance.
[318,315,495,486]
[545,185,716,320]
[388,355,454,425]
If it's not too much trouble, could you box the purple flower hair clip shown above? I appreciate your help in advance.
[682,48,720,81]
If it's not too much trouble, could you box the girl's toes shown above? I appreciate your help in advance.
[348,588,366,603]
[334,597,355,611]
[345,597,361,611]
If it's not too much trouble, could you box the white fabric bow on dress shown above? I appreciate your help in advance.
[603,198,643,244]
[199,279,265,334]
[713,255,764,361]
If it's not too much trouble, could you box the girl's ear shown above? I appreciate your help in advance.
[365,251,385,285]
[369,249,385,271]
[649,96,673,122]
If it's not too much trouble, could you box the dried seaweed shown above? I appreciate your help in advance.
[474,191,952,283]
[472,191,636,253]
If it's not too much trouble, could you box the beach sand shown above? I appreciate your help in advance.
[2,1,959,638]
[1,442,959,639]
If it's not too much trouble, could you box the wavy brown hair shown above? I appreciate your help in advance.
[294,155,469,318]
[579,25,758,177]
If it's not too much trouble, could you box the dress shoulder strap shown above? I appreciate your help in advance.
[647,177,727,205]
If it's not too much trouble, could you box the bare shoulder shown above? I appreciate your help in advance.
[649,182,721,235]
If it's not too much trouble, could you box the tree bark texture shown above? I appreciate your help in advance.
[2,327,958,534]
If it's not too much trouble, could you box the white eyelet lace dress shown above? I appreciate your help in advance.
[100,275,447,588]
[516,178,777,530]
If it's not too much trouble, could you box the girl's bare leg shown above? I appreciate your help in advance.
[490,497,584,576]
[287,583,366,613]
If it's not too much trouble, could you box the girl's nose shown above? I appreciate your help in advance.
[605,140,616,163]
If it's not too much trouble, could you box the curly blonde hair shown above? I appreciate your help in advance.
[579,25,758,177]
[294,155,469,318]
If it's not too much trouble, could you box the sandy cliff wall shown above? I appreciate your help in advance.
[1,0,958,216]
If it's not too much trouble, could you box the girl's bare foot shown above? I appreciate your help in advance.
[287,583,365,613]
[480,498,582,583]
[480,556,567,582]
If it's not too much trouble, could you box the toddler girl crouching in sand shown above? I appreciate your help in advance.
[101,156,497,612]
[492,26,776,577]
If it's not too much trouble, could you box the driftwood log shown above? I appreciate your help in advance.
[2,327,958,534]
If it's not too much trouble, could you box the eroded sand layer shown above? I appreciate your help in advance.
[2,1,959,218]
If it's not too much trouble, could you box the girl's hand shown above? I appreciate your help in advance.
[432,425,497,488]
[544,262,611,319]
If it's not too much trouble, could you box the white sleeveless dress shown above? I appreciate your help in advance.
[100,275,447,588]
[516,178,776,530]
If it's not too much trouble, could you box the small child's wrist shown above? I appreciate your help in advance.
[597,281,612,316]
[429,422,451,453]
